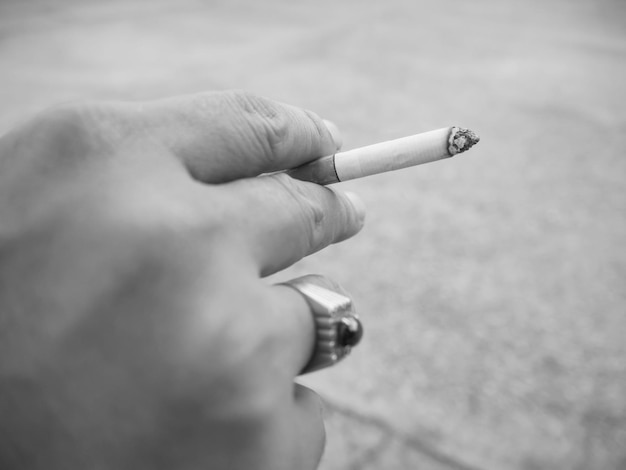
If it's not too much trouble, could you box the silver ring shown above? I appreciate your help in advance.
[281,275,363,375]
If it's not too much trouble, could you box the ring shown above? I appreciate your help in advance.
[281,275,363,375]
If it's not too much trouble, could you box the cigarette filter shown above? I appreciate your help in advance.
[286,126,479,185]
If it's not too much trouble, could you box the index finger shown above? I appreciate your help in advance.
[137,91,342,183]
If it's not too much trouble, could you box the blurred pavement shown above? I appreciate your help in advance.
[1,0,625,468]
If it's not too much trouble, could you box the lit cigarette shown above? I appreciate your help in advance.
[286,126,479,185]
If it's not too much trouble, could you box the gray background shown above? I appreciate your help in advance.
[1,0,625,468]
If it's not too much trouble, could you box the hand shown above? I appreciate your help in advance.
[0,91,365,469]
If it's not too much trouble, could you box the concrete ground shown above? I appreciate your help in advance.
[1,0,625,468]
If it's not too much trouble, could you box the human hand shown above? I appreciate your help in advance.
[0,91,365,469]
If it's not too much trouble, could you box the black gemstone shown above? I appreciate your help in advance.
[337,317,363,347]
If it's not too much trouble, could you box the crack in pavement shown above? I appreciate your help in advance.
[323,395,486,470]
[347,431,394,470]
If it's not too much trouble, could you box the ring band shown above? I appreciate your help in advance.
[281,275,363,375]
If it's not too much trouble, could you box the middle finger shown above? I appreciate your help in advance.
[219,174,366,276]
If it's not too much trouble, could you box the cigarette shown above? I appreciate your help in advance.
[285,126,480,185]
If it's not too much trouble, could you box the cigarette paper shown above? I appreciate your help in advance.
[286,126,479,185]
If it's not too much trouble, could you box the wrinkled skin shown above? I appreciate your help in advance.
[0,91,365,470]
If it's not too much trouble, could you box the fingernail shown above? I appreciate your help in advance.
[344,191,366,226]
[323,119,343,151]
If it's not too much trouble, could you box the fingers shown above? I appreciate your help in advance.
[221,173,366,276]
[292,384,326,470]
[269,275,354,376]
[270,283,318,377]
[136,91,342,183]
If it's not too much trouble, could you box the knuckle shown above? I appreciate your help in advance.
[223,90,290,165]
[35,101,138,143]
[224,90,278,119]
[30,103,90,142]
[275,175,325,224]
[272,174,327,250]
[301,108,327,146]
[34,102,97,133]
[24,102,122,160]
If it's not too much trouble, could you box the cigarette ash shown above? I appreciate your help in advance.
[448,127,480,155]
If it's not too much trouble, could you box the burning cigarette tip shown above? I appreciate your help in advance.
[448,127,480,155]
